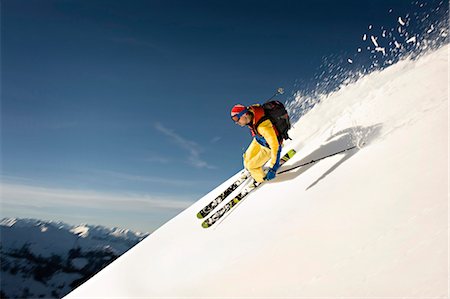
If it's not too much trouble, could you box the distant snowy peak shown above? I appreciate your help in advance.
[0,217,17,227]
[110,227,147,239]
[0,217,70,229]
[70,225,90,238]
[0,217,149,243]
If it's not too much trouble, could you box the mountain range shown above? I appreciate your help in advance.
[0,217,149,299]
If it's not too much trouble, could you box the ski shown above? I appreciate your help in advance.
[196,171,249,219]
[202,180,261,228]
[201,149,296,228]
[196,149,296,219]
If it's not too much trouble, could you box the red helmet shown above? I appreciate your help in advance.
[230,104,248,122]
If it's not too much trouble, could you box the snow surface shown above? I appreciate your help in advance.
[65,44,448,298]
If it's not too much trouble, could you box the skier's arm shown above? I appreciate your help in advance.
[257,119,280,169]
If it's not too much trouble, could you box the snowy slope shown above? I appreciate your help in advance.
[66,45,448,298]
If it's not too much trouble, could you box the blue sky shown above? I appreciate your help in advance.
[1,0,438,232]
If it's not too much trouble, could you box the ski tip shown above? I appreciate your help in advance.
[196,212,204,219]
[201,222,210,228]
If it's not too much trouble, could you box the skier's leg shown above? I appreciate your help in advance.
[243,140,271,183]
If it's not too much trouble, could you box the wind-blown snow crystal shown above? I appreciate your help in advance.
[287,0,448,123]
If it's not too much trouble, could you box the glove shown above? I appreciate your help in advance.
[265,167,277,181]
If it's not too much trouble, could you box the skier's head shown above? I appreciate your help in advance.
[231,104,251,127]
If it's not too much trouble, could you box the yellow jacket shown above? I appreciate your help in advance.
[254,119,280,168]
[247,104,281,168]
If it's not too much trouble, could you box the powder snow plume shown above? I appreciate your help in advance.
[287,0,449,123]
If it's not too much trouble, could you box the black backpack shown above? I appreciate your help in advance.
[256,100,292,141]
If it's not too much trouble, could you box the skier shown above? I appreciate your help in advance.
[231,104,283,183]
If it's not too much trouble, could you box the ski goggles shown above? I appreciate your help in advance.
[231,109,248,122]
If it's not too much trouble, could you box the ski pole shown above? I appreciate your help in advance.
[266,87,285,102]
[278,145,357,174]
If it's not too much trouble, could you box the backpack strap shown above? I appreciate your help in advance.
[255,115,269,129]
[254,115,282,143]
[247,105,264,137]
